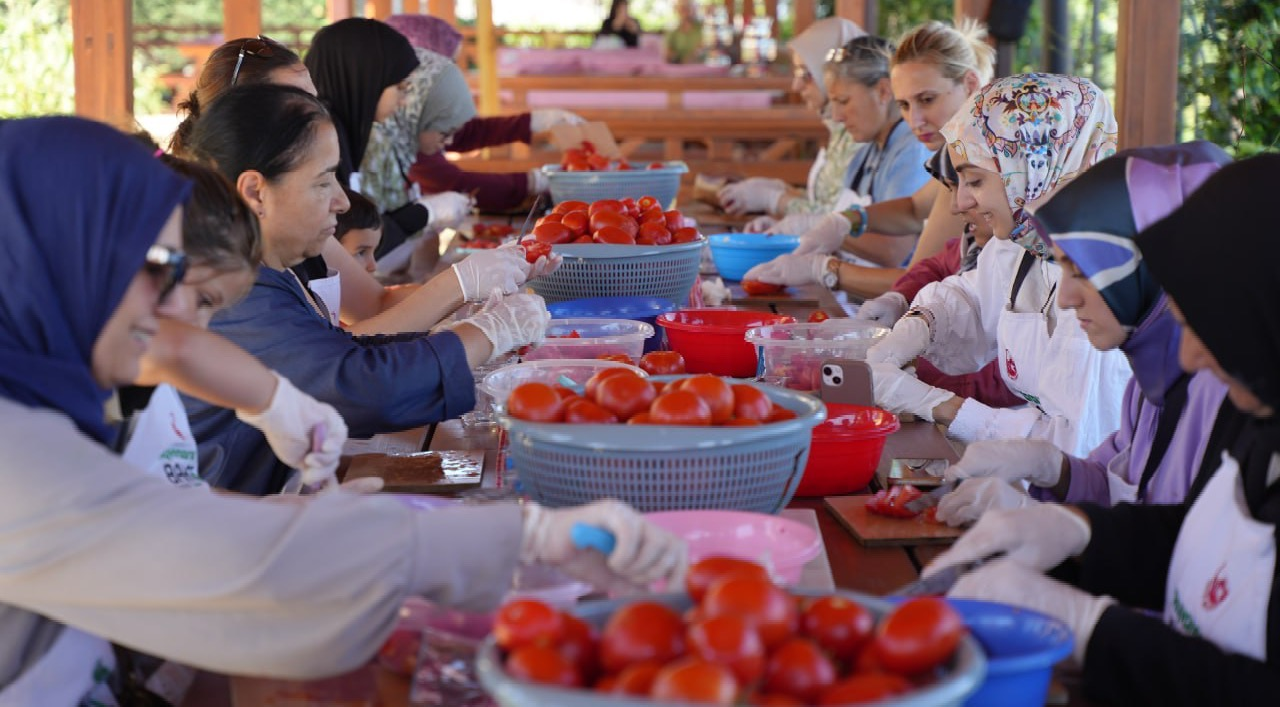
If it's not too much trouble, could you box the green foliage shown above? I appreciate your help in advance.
[0,0,73,116]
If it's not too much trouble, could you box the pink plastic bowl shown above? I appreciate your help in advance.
[657,309,796,377]
[797,403,900,496]
[645,509,821,585]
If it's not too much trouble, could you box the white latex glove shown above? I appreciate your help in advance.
[793,212,852,256]
[765,212,826,236]
[869,362,955,423]
[452,244,532,300]
[743,215,777,233]
[530,108,585,133]
[742,253,831,287]
[524,247,563,281]
[923,503,1092,577]
[945,438,1066,488]
[236,373,348,485]
[468,292,550,362]
[950,558,1114,664]
[520,500,688,594]
[935,477,1037,527]
[718,178,788,215]
[418,191,473,230]
[527,168,550,195]
[865,316,931,368]
[855,291,908,324]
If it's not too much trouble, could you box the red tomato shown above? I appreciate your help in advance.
[731,384,772,421]
[685,556,772,603]
[741,279,786,296]
[637,195,659,211]
[609,660,663,695]
[594,675,618,692]
[801,595,875,661]
[589,199,624,216]
[818,673,912,704]
[563,397,620,424]
[551,386,579,400]
[589,209,636,236]
[664,210,684,231]
[584,368,634,400]
[619,197,639,216]
[580,140,597,153]
[724,418,763,426]
[686,614,766,685]
[523,241,553,264]
[539,212,563,225]
[649,390,712,425]
[594,373,657,421]
[560,210,589,236]
[532,222,572,245]
[637,221,673,245]
[600,601,685,673]
[639,351,686,375]
[627,411,656,424]
[648,161,667,170]
[751,694,806,706]
[593,226,637,245]
[556,612,598,679]
[864,485,924,519]
[506,382,566,423]
[650,657,738,705]
[493,598,563,651]
[572,235,593,243]
[596,353,634,364]
[505,645,581,687]
[765,404,798,422]
[376,629,421,675]
[677,374,735,424]
[639,205,665,223]
[587,153,610,170]
[873,597,965,675]
[554,200,589,214]
[808,310,831,323]
[671,226,701,243]
[565,160,592,172]
[762,638,837,703]
[852,640,883,674]
[702,576,798,649]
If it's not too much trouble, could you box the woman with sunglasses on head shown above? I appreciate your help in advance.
[924,154,1280,705]
[0,116,683,705]
[935,143,1233,525]
[864,74,1131,458]
[182,84,549,495]
[719,17,866,224]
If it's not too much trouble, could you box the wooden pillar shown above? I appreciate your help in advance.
[71,0,132,127]
[953,0,988,23]
[1115,0,1178,148]
[743,0,754,25]
[794,0,815,36]
[475,0,499,115]
[223,0,261,40]
[834,0,874,32]
[428,0,456,24]
[364,0,392,19]
[724,0,736,30]
[763,0,779,38]
[402,0,420,12]
[327,0,354,21]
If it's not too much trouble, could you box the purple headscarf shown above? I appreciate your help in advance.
[386,14,463,58]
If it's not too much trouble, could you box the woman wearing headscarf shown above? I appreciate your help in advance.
[864,74,1131,458]
[925,154,1280,705]
[936,143,1233,524]
[0,115,684,704]
[718,17,866,221]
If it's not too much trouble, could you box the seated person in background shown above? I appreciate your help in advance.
[337,187,383,275]
[598,0,642,48]
[665,0,704,64]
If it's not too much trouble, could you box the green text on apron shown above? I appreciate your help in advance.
[121,384,202,488]
[0,626,117,707]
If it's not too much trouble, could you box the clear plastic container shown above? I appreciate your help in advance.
[521,319,654,363]
[480,359,646,413]
[745,320,889,391]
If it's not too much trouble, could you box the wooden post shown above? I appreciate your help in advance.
[763,0,779,38]
[724,0,736,31]
[364,0,392,19]
[428,0,456,24]
[71,0,132,127]
[1115,0,1178,147]
[794,0,815,36]
[953,0,989,23]
[327,0,354,21]
[834,0,873,31]
[223,0,261,41]
[402,0,420,12]
[475,0,499,115]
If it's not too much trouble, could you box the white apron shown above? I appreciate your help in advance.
[1164,454,1275,661]
[120,384,204,489]
[307,269,342,327]
[0,626,117,707]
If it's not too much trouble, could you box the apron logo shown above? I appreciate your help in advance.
[1202,564,1229,611]
[1004,349,1018,380]
[169,412,186,441]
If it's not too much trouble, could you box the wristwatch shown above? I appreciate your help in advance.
[820,257,839,289]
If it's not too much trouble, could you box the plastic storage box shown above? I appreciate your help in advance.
[746,320,889,391]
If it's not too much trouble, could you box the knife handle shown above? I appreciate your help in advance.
[571,523,616,556]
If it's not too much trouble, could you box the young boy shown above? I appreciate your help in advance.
[336,187,383,273]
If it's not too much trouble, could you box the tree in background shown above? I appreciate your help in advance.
[0,0,73,115]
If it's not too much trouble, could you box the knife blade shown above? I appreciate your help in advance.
[891,551,1006,597]
[902,480,957,515]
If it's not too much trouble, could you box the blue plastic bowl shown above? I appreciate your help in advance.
[947,599,1074,706]
[547,296,677,353]
[706,233,800,281]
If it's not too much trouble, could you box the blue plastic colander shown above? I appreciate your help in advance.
[541,161,688,210]
[526,241,704,306]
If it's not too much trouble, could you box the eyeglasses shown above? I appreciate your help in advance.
[230,35,277,87]
[825,38,893,64]
[143,244,188,304]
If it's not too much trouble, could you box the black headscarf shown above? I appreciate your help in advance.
[305,18,419,178]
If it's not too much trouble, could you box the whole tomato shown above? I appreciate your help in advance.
[751,694,806,705]
[596,353,634,364]
[648,390,712,425]
[532,222,572,245]
[593,226,637,245]
[702,576,798,649]
[539,212,563,225]
[639,351,686,375]
[731,384,772,422]
[650,657,738,705]
[765,404,798,422]
[873,597,965,675]
[686,614,766,684]
[637,221,673,245]
[663,210,684,232]
[609,660,663,695]
[627,411,656,424]
[493,598,563,651]
[637,195,659,211]
[556,612,598,679]
[589,199,624,216]
[554,200,589,214]
[639,205,666,224]
[560,210,589,236]
[817,673,911,705]
[600,601,685,673]
[584,368,633,399]
[808,310,831,323]
[522,240,553,264]
[762,638,837,703]
[648,161,667,170]
[677,374,735,424]
[742,280,786,296]
[594,373,657,421]
[671,226,701,243]
[505,645,581,687]
[506,382,566,422]
[801,595,875,661]
[685,556,771,602]
[589,209,636,237]
[563,397,620,424]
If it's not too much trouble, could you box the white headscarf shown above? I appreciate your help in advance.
[788,17,866,100]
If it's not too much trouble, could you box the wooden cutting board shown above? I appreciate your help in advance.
[339,450,485,494]
[727,284,820,306]
[824,495,964,547]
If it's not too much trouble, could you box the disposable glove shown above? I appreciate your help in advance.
[527,168,550,196]
[865,316,931,368]
[468,292,550,362]
[944,438,1066,488]
[524,246,563,281]
[418,191,473,230]
[793,212,852,256]
[923,503,1091,576]
[530,108,585,132]
[742,253,831,287]
[765,213,826,236]
[743,215,778,233]
[237,373,348,485]
[718,178,788,215]
[950,558,1114,663]
[935,477,1036,526]
[869,362,955,422]
[520,499,688,594]
[855,291,908,324]
[452,244,532,300]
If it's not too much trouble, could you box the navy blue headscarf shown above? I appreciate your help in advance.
[0,117,191,444]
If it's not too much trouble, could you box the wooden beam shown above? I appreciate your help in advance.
[794,0,815,36]
[475,0,498,115]
[327,0,354,21]
[1115,0,1179,148]
[402,0,420,12]
[223,0,261,40]
[70,0,132,128]
[364,0,392,19]
[428,0,456,24]
[834,0,874,31]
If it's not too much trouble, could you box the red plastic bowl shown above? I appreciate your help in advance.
[796,403,900,496]
[656,309,795,377]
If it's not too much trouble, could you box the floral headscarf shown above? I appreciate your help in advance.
[941,73,1117,258]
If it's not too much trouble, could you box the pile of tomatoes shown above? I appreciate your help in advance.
[527,197,702,248]
[493,557,966,704]
[505,370,796,426]
[560,140,667,172]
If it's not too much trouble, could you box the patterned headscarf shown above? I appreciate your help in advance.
[941,73,1118,258]
[386,13,463,58]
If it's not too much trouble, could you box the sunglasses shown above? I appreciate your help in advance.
[143,244,188,304]
[825,39,892,64]
[230,35,277,87]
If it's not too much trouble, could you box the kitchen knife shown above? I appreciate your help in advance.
[902,480,957,515]
[890,551,1006,597]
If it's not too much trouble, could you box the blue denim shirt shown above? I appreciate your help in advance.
[842,119,933,205]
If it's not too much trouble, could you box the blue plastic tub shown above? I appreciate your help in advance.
[547,296,677,353]
[706,232,801,281]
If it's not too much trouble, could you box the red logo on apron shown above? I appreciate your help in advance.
[169,412,187,441]
[1203,564,1229,610]
[1004,349,1018,380]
